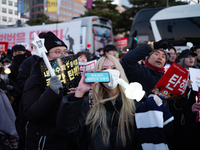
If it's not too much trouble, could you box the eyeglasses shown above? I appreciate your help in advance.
[49,50,68,55]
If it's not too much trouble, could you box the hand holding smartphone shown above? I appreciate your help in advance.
[85,72,110,83]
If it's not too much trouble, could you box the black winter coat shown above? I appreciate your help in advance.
[121,45,164,96]
[57,93,142,150]
[17,55,40,90]
[21,58,65,150]
[169,88,200,150]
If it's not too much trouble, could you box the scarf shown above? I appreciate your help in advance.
[135,94,174,150]
[145,61,165,73]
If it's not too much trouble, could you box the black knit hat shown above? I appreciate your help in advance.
[12,44,26,54]
[39,31,67,52]
[104,44,117,54]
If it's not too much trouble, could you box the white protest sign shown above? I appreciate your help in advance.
[31,32,56,77]
[189,68,200,92]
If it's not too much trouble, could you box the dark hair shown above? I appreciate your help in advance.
[169,46,176,53]
[104,45,117,54]
[156,87,161,91]
[96,48,104,52]
[77,51,87,60]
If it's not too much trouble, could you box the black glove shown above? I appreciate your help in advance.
[154,39,172,50]
[7,85,13,91]
[49,76,63,94]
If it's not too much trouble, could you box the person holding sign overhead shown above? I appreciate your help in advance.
[169,49,200,150]
[19,31,69,150]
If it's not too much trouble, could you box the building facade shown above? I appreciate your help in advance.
[30,0,86,22]
[0,0,86,26]
[0,0,28,25]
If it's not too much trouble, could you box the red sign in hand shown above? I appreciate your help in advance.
[151,62,189,99]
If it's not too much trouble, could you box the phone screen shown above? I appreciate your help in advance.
[85,72,110,83]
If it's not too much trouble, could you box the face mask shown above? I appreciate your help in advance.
[102,69,120,89]
[4,65,10,69]
[53,55,66,60]
[14,53,27,64]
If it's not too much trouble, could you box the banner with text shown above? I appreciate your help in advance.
[0,21,81,54]
[189,68,200,92]
[151,62,189,99]
[116,37,128,51]
[0,42,8,54]
[40,55,81,94]
[79,59,97,76]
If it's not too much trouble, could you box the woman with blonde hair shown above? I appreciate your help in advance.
[57,55,142,150]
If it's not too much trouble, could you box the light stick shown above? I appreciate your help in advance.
[31,32,56,77]
[117,78,145,101]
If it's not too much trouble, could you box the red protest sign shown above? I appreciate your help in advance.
[79,60,96,76]
[0,42,8,54]
[116,37,128,47]
[151,62,189,99]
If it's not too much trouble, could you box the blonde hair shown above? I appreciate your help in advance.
[85,55,136,146]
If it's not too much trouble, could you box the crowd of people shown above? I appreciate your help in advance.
[0,31,200,150]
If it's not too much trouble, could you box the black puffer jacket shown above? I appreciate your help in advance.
[121,45,164,96]
[21,58,65,150]
[57,93,142,150]
[17,55,40,90]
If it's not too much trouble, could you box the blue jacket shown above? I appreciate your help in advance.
[121,45,164,96]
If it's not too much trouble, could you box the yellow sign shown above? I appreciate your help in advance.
[40,55,81,94]
[47,0,58,12]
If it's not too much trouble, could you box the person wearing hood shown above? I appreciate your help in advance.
[8,44,31,83]
[6,45,31,115]
[17,31,69,150]
[169,49,200,150]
